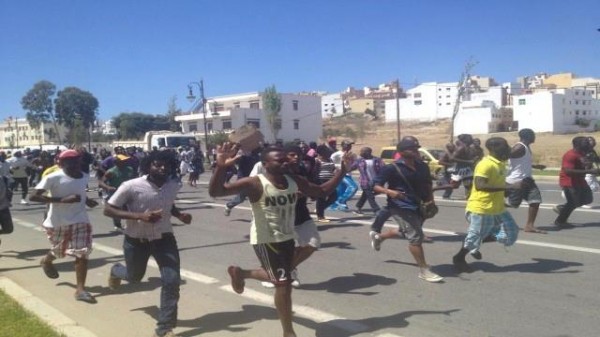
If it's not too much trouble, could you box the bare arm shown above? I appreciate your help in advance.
[29,189,81,204]
[208,143,261,201]
[103,203,163,223]
[473,176,520,192]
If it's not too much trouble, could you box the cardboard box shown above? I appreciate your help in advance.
[228,125,264,152]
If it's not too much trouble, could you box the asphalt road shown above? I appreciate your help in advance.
[1,177,599,337]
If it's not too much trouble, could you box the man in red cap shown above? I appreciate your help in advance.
[30,149,99,303]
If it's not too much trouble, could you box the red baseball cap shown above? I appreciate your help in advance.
[58,149,80,159]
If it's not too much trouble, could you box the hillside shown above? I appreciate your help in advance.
[322,116,600,167]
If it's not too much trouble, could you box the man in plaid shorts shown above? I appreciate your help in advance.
[452,137,522,273]
[31,149,99,303]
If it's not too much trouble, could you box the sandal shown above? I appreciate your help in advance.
[523,228,547,234]
[40,259,59,279]
[75,291,96,303]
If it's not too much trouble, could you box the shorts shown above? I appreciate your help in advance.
[294,219,321,248]
[451,167,474,183]
[252,239,295,286]
[44,223,93,259]
[463,211,518,251]
[388,207,424,244]
[505,179,542,207]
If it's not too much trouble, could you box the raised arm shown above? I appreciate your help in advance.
[208,143,261,200]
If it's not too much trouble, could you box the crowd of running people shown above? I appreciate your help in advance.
[0,129,599,337]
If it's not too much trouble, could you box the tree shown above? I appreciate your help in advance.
[20,80,62,144]
[262,85,282,141]
[166,96,183,132]
[112,112,171,140]
[54,87,99,131]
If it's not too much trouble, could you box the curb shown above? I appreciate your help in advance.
[0,277,97,337]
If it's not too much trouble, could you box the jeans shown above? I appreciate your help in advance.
[112,233,180,336]
[555,186,593,223]
[355,184,380,212]
[370,206,404,233]
[226,191,247,209]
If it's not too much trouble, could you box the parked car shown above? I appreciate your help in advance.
[379,146,445,179]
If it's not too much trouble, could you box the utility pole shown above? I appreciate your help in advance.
[449,58,478,143]
[394,79,401,143]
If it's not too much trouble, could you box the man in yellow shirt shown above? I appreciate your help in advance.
[453,137,522,273]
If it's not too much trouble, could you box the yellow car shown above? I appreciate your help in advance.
[379,146,445,179]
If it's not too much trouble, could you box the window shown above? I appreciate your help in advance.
[414,100,422,105]
[293,119,299,130]
[446,87,451,91]
[414,93,422,98]
[214,103,224,112]
[575,91,579,95]
[292,100,299,110]
[206,122,213,132]
[247,118,260,128]
[438,96,442,99]
[249,100,260,109]
[188,123,198,132]
[446,102,451,105]
[518,98,526,105]
[233,101,240,108]
[222,119,232,130]
[274,118,282,129]
[575,100,579,105]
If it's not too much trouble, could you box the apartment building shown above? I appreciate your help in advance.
[384,82,459,122]
[175,92,322,143]
[0,117,66,149]
[513,88,600,133]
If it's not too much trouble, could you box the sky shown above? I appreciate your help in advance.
[1,0,599,121]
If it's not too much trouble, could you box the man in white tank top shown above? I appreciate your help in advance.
[209,143,348,337]
[505,129,547,234]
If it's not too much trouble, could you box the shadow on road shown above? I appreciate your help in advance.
[299,272,396,295]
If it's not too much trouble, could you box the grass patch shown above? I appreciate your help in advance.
[0,289,65,337]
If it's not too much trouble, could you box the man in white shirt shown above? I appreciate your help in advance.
[7,151,33,205]
[104,150,191,337]
[30,149,99,303]
[505,129,547,234]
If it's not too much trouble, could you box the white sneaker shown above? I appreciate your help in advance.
[418,268,444,283]
[261,281,275,288]
[369,231,382,251]
[20,199,29,205]
[582,204,593,209]
[291,269,300,288]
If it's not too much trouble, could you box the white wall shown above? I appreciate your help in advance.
[321,93,344,118]
[384,82,458,122]
[453,106,494,135]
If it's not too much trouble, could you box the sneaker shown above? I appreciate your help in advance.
[20,199,29,205]
[453,255,471,273]
[261,281,275,288]
[418,268,444,283]
[552,205,560,214]
[337,204,350,212]
[470,250,482,260]
[317,218,330,223]
[369,231,382,251]
[353,209,364,215]
[224,207,232,216]
[582,204,593,209]
[291,269,300,288]
[108,266,121,290]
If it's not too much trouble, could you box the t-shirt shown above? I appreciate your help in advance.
[559,149,587,188]
[7,157,30,178]
[35,170,90,228]
[250,174,297,244]
[108,176,181,240]
[466,155,506,215]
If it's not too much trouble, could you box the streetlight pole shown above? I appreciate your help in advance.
[394,79,401,143]
[187,80,211,164]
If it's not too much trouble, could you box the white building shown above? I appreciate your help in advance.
[321,93,344,118]
[513,88,600,133]
[100,120,117,135]
[175,92,322,144]
[385,82,458,122]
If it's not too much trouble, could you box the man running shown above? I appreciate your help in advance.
[209,143,347,337]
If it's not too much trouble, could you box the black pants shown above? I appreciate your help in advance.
[12,177,28,200]
[316,178,337,218]
[355,185,380,212]
[555,186,593,223]
[0,208,13,235]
